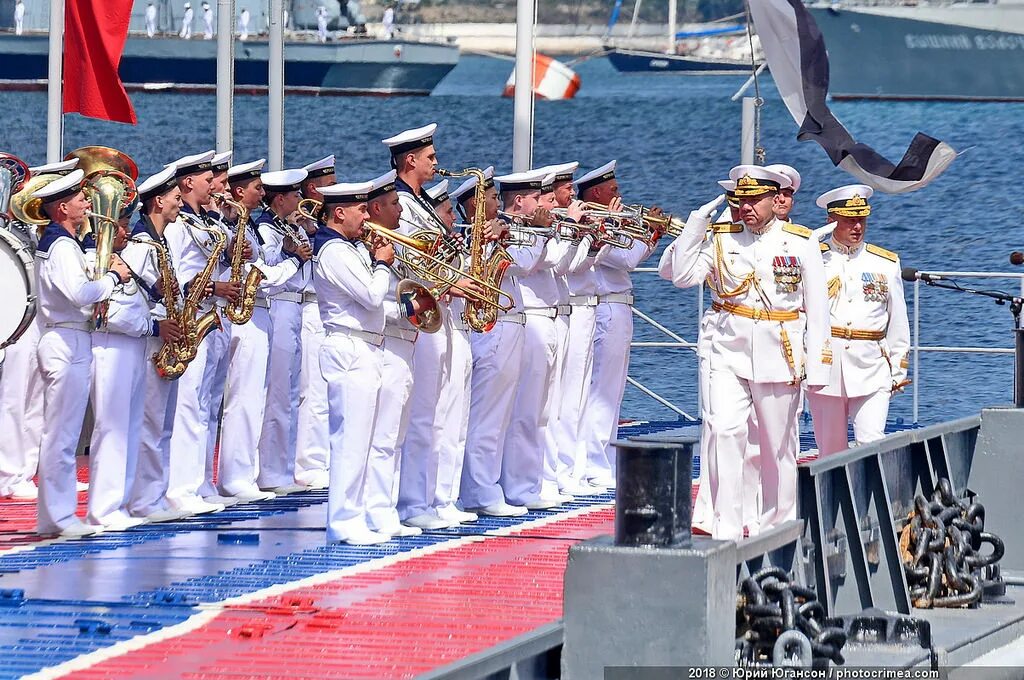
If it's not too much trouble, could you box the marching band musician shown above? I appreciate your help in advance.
[0,158,79,501]
[363,170,424,537]
[294,155,336,489]
[577,160,656,490]
[313,179,393,545]
[163,150,239,516]
[667,165,829,540]
[214,161,308,502]
[460,169,549,517]
[121,164,192,522]
[33,169,132,537]
[254,167,314,494]
[808,185,910,455]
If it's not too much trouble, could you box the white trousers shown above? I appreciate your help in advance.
[257,300,302,488]
[166,325,227,506]
[706,367,801,541]
[460,321,525,508]
[128,335,178,517]
[36,328,92,533]
[366,336,415,532]
[541,313,570,497]
[295,302,330,484]
[87,333,147,525]
[200,323,231,497]
[582,301,633,480]
[321,334,382,542]
[501,315,557,506]
[434,323,472,511]
[398,324,450,520]
[553,304,597,489]
[218,307,272,496]
[0,320,43,496]
[808,388,890,456]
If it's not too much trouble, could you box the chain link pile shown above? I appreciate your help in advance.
[736,566,847,668]
[901,478,1004,609]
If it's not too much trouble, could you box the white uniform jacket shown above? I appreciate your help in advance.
[312,228,391,334]
[819,239,910,398]
[669,215,829,386]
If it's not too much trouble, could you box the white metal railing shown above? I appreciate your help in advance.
[626,267,1024,425]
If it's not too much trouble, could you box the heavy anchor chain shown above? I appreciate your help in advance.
[736,566,847,668]
[900,478,1005,609]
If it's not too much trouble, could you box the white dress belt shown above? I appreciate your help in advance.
[569,295,599,306]
[599,292,635,305]
[496,312,527,325]
[301,291,318,305]
[270,291,303,303]
[556,304,572,317]
[324,325,385,347]
[45,321,93,333]
[383,325,418,343]
[523,306,557,319]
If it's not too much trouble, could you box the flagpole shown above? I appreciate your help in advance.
[268,0,284,171]
[216,0,235,153]
[46,0,65,163]
[511,0,534,172]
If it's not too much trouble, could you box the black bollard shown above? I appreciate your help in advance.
[612,439,695,548]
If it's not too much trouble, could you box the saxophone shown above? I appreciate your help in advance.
[214,193,266,325]
[438,167,512,333]
[149,219,225,380]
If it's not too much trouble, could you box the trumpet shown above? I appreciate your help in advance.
[551,206,635,249]
[361,220,514,312]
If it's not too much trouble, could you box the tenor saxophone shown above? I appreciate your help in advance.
[215,193,266,325]
[149,219,226,379]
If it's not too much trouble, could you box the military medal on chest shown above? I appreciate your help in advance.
[772,255,801,293]
[862,272,888,302]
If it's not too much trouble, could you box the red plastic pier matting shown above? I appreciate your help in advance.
[66,507,615,679]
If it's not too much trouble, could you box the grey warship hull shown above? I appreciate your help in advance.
[808,5,1024,101]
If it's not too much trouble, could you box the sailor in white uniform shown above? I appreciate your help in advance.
[180,2,194,39]
[33,170,131,536]
[14,0,25,35]
[364,170,430,537]
[808,185,910,455]
[146,2,158,37]
[0,159,79,501]
[294,156,335,489]
[667,165,829,540]
[254,168,314,494]
[461,169,549,517]
[578,160,656,488]
[202,1,214,38]
[314,179,393,545]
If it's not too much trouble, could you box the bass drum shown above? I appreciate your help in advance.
[0,226,36,354]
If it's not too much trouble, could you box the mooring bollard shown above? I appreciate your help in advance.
[613,439,694,548]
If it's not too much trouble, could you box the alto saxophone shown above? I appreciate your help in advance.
[149,219,226,379]
[214,193,266,325]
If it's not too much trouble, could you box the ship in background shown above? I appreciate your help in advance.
[808,0,1024,101]
[0,0,459,96]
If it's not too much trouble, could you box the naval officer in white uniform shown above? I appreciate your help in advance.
[667,165,829,540]
[808,185,910,455]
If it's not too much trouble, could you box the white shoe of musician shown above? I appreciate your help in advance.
[468,501,528,517]
[404,510,455,530]
[436,504,478,524]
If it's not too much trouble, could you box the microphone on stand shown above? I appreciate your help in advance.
[901,267,944,283]
[1010,251,1024,266]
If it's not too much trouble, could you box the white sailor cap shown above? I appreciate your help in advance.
[184,2,190,8]
[575,160,616,194]
[172,150,216,178]
[303,155,336,179]
[367,170,398,200]
[717,179,740,208]
[228,158,266,183]
[138,165,179,202]
[765,164,801,193]
[210,150,233,173]
[816,184,873,218]
[32,169,85,203]
[261,168,308,193]
[536,161,578,184]
[320,180,374,205]
[495,168,548,193]
[381,123,437,156]
[425,179,449,207]
[29,158,79,176]
[450,166,494,205]
[728,164,791,197]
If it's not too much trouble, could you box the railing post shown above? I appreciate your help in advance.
[913,279,920,423]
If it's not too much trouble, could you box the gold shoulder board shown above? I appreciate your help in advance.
[782,222,812,238]
[711,222,742,233]
[820,242,830,252]
[866,243,898,262]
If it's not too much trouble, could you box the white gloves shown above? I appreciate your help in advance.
[697,194,727,220]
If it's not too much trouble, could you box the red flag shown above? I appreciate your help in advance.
[63,0,137,125]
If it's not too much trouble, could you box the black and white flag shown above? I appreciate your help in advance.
[747,0,957,194]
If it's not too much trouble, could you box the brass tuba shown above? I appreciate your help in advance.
[360,221,443,334]
[11,174,60,229]
[0,153,30,229]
